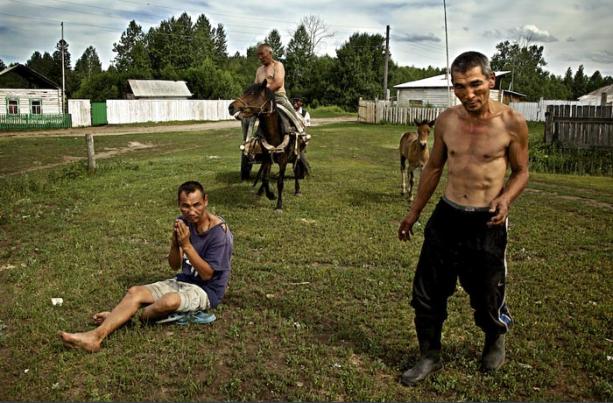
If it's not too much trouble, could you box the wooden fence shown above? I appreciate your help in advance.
[510,99,601,122]
[106,99,234,125]
[358,99,445,124]
[544,105,613,148]
[66,99,234,127]
[68,99,91,127]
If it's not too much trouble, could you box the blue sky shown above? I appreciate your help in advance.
[0,0,611,77]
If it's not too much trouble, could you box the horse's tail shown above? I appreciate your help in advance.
[294,152,311,179]
[253,163,264,187]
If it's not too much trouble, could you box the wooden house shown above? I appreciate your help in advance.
[578,84,613,105]
[0,64,69,130]
[0,64,62,115]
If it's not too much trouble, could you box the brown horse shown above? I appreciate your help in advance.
[228,81,309,211]
[399,119,435,201]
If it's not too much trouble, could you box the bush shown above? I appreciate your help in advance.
[529,141,612,176]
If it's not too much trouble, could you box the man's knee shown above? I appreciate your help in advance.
[158,293,181,311]
[126,285,152,302]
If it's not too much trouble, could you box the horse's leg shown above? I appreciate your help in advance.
[263,162,276,200]
[294,176,301,196]
[256,162,267,196]
[400,155,407,195]
[276,158,287,211]
[293,155,302,196]
[408,168,415,202]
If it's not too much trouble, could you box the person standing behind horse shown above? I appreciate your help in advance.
[293,97,311,127]
[397,51,529,385]
[255,43,305,135]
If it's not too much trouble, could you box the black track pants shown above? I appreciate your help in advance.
[411,198,512,337]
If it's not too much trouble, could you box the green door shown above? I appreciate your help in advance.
[91,101,107,126]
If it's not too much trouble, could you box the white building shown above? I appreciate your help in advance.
[393,71,523,107]
[578,84,613,105]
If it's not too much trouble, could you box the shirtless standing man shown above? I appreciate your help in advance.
[397,51,529,385]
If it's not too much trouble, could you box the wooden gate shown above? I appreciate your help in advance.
[544,105,613,148]
[90,101,107,126]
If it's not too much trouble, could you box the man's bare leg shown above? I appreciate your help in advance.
[59,286,155,352]
[140,292,181,322]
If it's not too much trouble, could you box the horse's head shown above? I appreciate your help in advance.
[413,118,435,148]
[229,80,274,119]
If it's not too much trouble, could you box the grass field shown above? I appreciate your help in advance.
[0,122,611,401]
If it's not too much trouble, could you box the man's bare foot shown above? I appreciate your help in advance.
[92,311,111,325]
[58,330,102,352]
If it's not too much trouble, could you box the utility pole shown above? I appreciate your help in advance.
[443,0,451,107]
[61,21,66,114]
[383,25,390,101]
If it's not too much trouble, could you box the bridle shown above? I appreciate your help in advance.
[233,95,274,116]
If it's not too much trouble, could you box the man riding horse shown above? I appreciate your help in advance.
[254,43,307,138]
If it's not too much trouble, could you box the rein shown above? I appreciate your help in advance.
[234,96,274,116]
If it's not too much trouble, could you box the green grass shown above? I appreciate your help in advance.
[0,122,611,401]
[308,105,355,118]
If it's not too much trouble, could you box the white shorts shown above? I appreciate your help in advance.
[144,279,211,312]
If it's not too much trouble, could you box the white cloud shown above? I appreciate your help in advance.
[508,25,558,43]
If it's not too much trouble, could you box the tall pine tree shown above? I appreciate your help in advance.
[264,29,284,60]
[285,25,313,97]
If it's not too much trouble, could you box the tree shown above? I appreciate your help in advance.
[193,14,215,65]
[491,40,548,101]
[113,20,150,74]
[285,25,313,98]
[169,12,196,70]
[333,32,385,110]
[74,46,102,81]
[300,15,334,55]
[306,55,337,106]
[571,65,588,99]
[212,23,228,63]
[182,58,242,99]
[587,70,604,94]
[264,29,284,59]
[26,51,55,79]
[0,59,5,70]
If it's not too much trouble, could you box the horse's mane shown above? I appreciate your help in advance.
[245,82,274,101]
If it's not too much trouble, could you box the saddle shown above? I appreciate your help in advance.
[241,114,310,159]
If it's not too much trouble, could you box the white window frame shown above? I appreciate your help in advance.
[7,97,19,115]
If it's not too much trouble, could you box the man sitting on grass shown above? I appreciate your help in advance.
[59,181,233,352]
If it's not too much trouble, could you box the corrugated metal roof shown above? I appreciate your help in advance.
[128,79,192,97]
[394,71,510,89]
[578,84,613,100]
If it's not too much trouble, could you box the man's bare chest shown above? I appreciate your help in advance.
[445,120,510,162]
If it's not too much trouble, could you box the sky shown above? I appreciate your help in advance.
[0,0,612,78]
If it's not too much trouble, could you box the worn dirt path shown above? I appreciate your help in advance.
[0,116,356,139]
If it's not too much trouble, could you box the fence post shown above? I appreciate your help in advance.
[86,133,96,173]
[601,93,608,106]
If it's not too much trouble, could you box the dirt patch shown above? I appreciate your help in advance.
[525,188,612,210]
[2,141,156,177]
[0,116,355,139]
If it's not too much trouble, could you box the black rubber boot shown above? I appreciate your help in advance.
[400,325,443,386]
[481,333,505,372]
